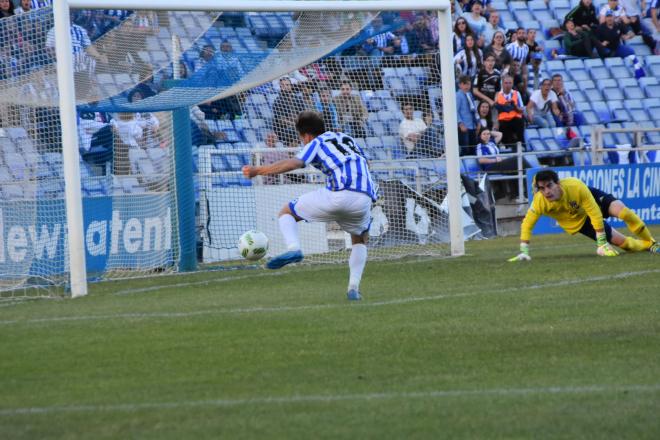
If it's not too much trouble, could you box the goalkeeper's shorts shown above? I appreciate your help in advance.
[289,188,372,236]
[588,186,617,218]
[578,217,613,243]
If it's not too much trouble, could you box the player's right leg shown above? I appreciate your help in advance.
[265,203,305,270]
[346,231,369,301]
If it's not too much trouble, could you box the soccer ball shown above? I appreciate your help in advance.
[238,230,269,261]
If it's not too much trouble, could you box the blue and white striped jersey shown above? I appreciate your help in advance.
[31,0,52,10]
[506,41,529,63]
[296,132,377,201]
[46,24,93,73]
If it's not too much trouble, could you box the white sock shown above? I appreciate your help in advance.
[279,214,300,251]
[348,243,367,291]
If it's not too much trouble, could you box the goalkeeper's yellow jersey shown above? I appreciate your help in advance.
[520,177,605,241]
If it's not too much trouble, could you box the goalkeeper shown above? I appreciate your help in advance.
[509,169,659,261]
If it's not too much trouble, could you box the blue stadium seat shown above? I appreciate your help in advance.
[629,108,651,121]
[584,88,603,102]
[524,128,540,145]
[545,59,565,73]
[596,78,617,91]
[377,110,395,121]
[604,57,625,68]
[366,97,383,112]
[609,65,633,79]
[591,101,612,123]
[582,110,600,125]
[584,58,604,69]
[568,69,590,82]
[602,87,625,101]
[369,121,386,137]
[624,87,646,100]
[623,100,644,111]
[571,90,586,102]
[645,86,660,99]
[572,150,592,166]
[607,100,624,113]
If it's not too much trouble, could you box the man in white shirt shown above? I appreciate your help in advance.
[526,79,561,128]
[399,103,427,154]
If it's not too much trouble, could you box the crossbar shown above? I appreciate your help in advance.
[68,0,450,11]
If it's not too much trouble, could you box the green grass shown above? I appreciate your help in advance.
[1,230,660,439]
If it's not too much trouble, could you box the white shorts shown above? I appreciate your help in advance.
[290,188,373,236]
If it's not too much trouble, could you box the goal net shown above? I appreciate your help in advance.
[0,3,464,298]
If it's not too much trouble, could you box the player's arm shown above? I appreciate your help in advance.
[509,200,541,261]
[578,183,618,256]
[242,158,304,178]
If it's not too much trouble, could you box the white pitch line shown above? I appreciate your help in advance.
[1,269,658,326]
[1,383,659,416]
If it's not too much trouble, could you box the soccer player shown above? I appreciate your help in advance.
[242,111,377,300]
[509,169,659,261]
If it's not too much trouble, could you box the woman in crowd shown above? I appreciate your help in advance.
[483,31,512,73]
[454,34,483,79]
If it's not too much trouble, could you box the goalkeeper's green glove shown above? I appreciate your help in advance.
[508,242,531,262]
[596,232,618,257]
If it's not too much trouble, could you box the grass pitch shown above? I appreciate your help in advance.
[1,229,659,439]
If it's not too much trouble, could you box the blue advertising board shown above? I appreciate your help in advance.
[0,194,174,277]
[525,164,660,235]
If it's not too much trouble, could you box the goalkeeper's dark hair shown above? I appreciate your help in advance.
[533,169,559,188]
[296,111,326,137]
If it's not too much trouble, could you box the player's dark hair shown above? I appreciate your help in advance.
[296,111,326,137]
[534,169,559,186]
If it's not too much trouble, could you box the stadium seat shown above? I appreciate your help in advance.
[595,78,617,91]
[581,111,600,125]
[589,101,610,122]
[369,121,386,137]
[584,88,603,102]
[624,87,646,100]
[609,65,633,79]
[645,86,660,99]
[602,87,624,101]
[629,109,651,122]
[624,99,644,111]
[618,77,639,89]
[568,69,590,82]
[571,90,586,102]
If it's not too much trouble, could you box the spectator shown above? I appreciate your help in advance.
[456,75,478,155]
[110,112,143,175]
[127,87,161,149]
[649,0,660,33]
[596,11,646,78]
[315,87,339,132]
[472,53,501,108]
[506,28,530,83]
[194,44,216,73]
[45,17,109,93]
[272,76,306,146]
[527,79,560,128]
[363,16,396,56]
[598,0,629,24]
[414,111,444,158]
[464,3,488,36]
[551,74,585,127]
[189,105,216,146]
[399,103,427,155]
[565,0,600,32]
[525,29,544,81]
[30,1,53,11]
[508,59,530,104]
[619,0,657,51]
[14,0,31,14]
[484,30,513,73]
[482,10,505,45]
[454,34,483,79]
[494,75,525,147]
[563,17,606,57]
[476,127,531,198]
[476,100,499,132]
[453,17,475,53]
[408,15,435,54]
[333,81,368,139]
[0,0,14,18]
[258,132,292,184]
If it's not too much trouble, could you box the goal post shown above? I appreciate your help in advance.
[45,0,462,297]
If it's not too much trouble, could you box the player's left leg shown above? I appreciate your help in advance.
[608,200,656,244]
[346,231,368,301]
[335,191,373,301]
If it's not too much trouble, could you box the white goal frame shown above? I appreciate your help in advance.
[55,0,463,298]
